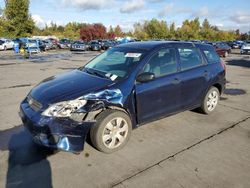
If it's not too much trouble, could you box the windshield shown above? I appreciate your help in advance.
[83,48,145,80]
[74,41,85,44]
[29,40,37,43]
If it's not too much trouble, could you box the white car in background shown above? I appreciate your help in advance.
[241,43,250,54]
[0,38,14,50]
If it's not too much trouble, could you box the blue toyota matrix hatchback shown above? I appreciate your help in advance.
[19,41,226,153]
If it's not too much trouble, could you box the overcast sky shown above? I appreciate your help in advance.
[1,0,250,32]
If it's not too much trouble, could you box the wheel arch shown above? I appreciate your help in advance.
[212,83,222,95]
[84,105,135,128]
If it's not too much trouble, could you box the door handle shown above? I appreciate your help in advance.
[172,78,181,85]
[203,70,208,77]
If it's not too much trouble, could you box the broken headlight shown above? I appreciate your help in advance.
[42,97,87,117]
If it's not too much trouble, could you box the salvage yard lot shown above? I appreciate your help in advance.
[0,50,250,188]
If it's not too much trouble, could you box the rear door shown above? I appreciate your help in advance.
[177,45,208,109]
[135,47,182,123]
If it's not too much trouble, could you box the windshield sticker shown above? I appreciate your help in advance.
[110,74,118,81]
[105,73,118,81]
[125,53,142,58]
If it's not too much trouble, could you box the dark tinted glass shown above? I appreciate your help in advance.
[178,48,202,70]
[202,48,220,64]
[143,48,177,78]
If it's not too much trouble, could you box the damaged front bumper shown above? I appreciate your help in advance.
[19,99,95,153]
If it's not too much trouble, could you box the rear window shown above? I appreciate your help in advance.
[202,48,220,64]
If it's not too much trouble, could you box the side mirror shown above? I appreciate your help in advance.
[136,72,155,83]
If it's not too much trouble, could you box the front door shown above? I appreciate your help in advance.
[135,47,182,124]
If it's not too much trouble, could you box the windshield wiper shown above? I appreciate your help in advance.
[84,68,109,79]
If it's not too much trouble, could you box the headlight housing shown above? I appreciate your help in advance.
[42,97,87,117]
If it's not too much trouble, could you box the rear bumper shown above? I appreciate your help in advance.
[19,100,95,153]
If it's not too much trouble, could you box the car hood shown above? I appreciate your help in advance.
[30,69,113,105]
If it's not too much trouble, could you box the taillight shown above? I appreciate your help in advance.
[220,60,226,70]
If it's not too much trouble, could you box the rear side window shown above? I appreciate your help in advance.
[202,49,220,64]
[178,48,202,71]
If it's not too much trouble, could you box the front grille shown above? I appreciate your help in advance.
[27,95,43,111]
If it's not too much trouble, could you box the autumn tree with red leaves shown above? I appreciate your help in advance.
[80,23,108,41]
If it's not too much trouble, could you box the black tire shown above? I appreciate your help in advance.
[90,110,132,153]
[200,86,220,114]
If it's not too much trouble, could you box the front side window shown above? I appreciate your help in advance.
[143,48,177,78]
[84,48,144,79]
[178,48,202,70]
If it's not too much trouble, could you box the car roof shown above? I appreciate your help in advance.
[117,41,197,51]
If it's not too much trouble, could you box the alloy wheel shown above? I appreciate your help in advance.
[207,90,219,111]
[102,117,129,149]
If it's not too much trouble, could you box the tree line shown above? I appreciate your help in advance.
[0,0,249,41]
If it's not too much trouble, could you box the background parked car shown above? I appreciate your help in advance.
[37,40,46,52]
[25,39,40,54]
[70,41,87,51]
[13,38,39,54]
[226,41,239,49]
[85,42,90,50]
[0,38,14,50]
[240,42,250,54]
[58,38,71,49]
[214,42,231,57]
[101,40,114,50]
[43,39,54,50]
[89,40,102,51]
[235,40,245,49]
[13,38,27,51]
[48,38,59,49]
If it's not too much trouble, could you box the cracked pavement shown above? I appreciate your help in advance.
[0,50,250,188]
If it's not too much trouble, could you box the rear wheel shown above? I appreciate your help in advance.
[200,86,220,114]
[90,110,132,153]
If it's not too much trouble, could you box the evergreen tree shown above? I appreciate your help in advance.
[4,0,35,37]
[169,22,175,39]
[114,25,124,37]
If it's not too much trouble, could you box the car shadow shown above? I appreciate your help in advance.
[226,58,250,68]
[0,125,54,188]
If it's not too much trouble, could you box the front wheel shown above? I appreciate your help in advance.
[200,87,220,114]
[90,110,132,153]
